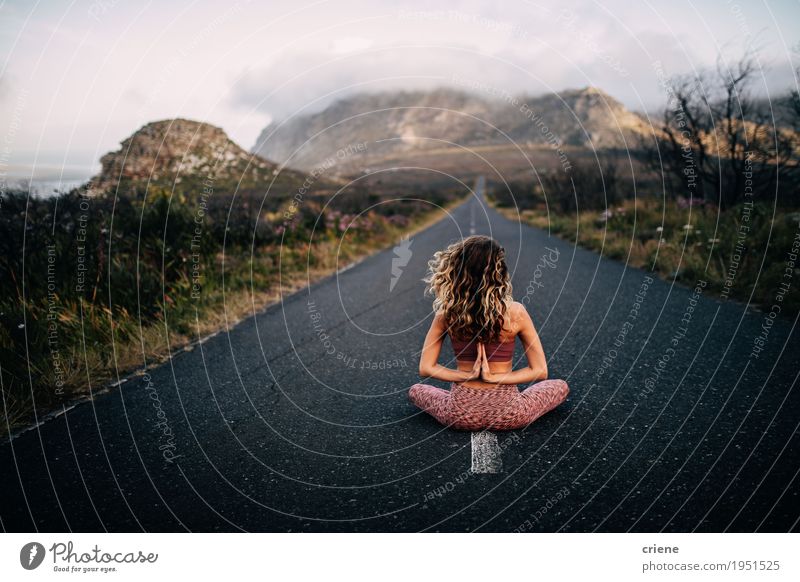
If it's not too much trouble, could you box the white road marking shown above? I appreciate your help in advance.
[471,431,503,473]
[469,202,476,234]
[469,175,485,235]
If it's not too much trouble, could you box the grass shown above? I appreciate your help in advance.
[490,196,800,314]
[1,187,467,438]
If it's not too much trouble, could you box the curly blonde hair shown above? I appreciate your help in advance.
[423,235,513,343]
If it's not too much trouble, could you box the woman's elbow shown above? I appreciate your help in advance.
[418,363,431,378]
[538,363,549,381]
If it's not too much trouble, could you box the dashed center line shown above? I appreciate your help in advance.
[471,431,503,473]
[469,202,476,235]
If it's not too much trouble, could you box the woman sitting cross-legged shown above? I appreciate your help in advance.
[409,235,569,431]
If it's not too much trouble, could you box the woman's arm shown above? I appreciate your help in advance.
[418,312,481,383]
[480,304,548,385]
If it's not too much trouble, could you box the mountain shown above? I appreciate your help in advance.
[89,118,292,196]
[500,86,651,148]
[252,87,651,175]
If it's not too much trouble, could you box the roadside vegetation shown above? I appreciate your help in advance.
[490,193,799,314]
[0,181,466,436]
[489,54,799,315]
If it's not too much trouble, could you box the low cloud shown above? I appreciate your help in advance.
[229,29,798,137]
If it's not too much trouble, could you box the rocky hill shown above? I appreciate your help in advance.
[89,118,295,196]
[500,86,651,148]
[252,87,651,175]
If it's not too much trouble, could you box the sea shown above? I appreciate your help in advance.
[2,164,95,198]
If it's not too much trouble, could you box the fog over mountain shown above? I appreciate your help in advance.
[253,86,652,174]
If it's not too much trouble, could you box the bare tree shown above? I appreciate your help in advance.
[788,66,800,129]
[642,52,798,208]
[781,65,800,182]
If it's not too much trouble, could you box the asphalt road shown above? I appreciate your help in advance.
[2,180,798,532]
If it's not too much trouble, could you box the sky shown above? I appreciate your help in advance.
[1,0,798,178]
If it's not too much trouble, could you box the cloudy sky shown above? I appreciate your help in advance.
[1,0,798,177]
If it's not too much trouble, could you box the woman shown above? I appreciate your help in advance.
[409,235,569,430]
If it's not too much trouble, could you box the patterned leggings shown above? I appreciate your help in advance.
[409,380,569,431]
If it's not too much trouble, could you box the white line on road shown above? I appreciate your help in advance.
[471,431,503,473]
[469,202,475,235]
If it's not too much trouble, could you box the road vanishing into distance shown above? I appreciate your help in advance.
[2,179,798,532]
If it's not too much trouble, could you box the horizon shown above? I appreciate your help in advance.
[0,83,676,179]
[1,0,798,175]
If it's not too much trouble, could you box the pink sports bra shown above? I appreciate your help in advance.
[450,334,515,362]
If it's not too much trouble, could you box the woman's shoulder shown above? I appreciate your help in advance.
[503,301,528,336]
[507,301,528,320]
[433,310,452,333]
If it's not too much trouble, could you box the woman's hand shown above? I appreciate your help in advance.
[479,342,499,383]
[466,344,483,380]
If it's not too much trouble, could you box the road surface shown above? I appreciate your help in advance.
[2,179,798,532]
